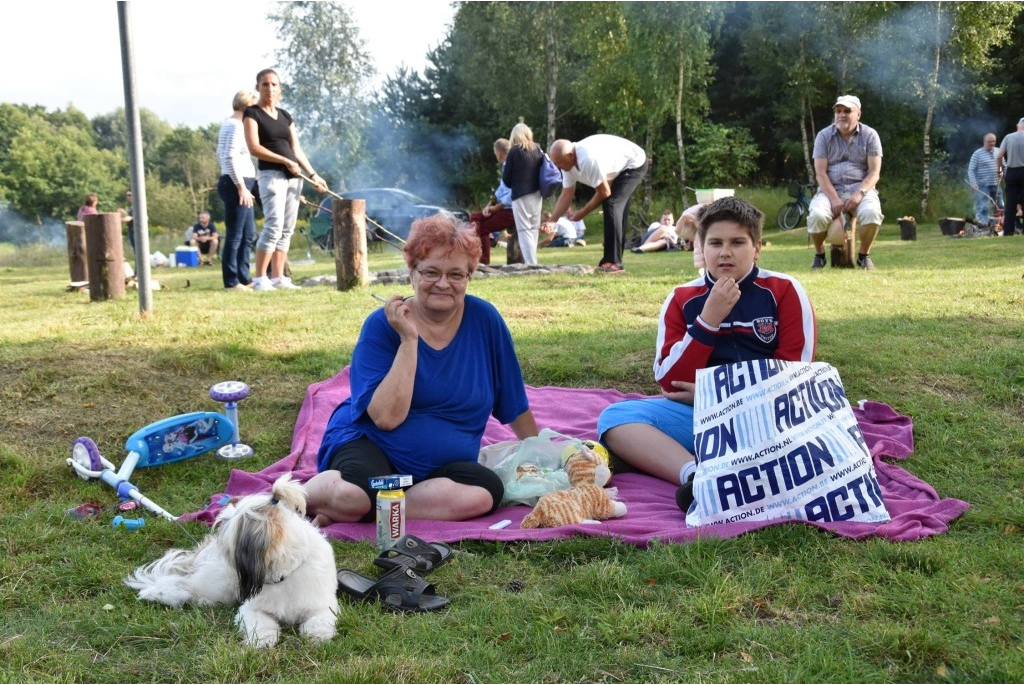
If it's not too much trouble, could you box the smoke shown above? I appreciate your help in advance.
[853,4,1015,169]
[849,5,952,113]
[295,60,478,211]
[302,115,476,210]
[357,123,474,205]
[0,203,66,247]
[764,2,1011,169]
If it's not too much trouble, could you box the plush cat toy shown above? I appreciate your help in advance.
[520,448,626,528]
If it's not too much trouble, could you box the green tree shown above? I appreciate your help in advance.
[734,3,837,185]
[92,107,172,174]
[142,172,197,233]
[497,1,613,147]
[929,1,1018,214]
[865,1,1020,216]
[0,104,124,224]
[687,122,760,187]
[615,2,724,207]
[268,1,374,188]
[154,126,219,217]
[388,2,615,202]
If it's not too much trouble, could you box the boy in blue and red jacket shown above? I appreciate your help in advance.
[598,196,817,510]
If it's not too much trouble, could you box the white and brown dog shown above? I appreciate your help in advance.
[124,474,338,648]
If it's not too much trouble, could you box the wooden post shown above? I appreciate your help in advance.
[65,221,88,283]
[506,230,524,264]
[830,214,856,269]
[849,215,858,266]
[334,199,371,291]
[84,213,126,300]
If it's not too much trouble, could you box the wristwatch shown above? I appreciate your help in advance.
[857,188,867,197]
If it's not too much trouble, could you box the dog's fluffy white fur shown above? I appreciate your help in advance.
[124,474,338,648]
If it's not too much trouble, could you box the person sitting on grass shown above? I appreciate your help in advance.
[189,211,220,265]
[305,214,539,525]
[539,210,586,248]
[469,138,516,265]
[631,209,678,253]
[597,196,817,512]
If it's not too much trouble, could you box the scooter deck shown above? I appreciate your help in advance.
[125,411,235,468]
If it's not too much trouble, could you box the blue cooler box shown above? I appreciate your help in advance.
[175,246,200,267]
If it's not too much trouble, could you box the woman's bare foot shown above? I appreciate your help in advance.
[311,512,334,528]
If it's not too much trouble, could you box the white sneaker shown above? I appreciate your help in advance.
[271,276,300,290]
[252,277,276,291]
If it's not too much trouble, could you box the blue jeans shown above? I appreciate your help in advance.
[217,175,256,287]
[973,183,1001,227]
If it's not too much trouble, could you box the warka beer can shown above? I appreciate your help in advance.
[375,486,406,551]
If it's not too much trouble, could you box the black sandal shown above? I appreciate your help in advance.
[336,565,450,613]
[372,534,453,575]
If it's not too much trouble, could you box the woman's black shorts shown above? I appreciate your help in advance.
[325,436,505,522]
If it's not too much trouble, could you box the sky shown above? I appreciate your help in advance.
[4,1,456,129]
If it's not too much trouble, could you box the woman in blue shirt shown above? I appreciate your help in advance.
[307,216,539,525]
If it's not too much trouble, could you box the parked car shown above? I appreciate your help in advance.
[308,188,469,250]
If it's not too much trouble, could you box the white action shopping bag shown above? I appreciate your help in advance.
[686,359,890,527]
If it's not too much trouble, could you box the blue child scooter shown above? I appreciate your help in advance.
[66,381,252,521]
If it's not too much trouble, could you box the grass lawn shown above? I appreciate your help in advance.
[0,220,1022,682]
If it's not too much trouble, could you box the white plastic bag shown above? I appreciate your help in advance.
[150,250,168,268]
[480,428,585,506]
[477,440,522,470]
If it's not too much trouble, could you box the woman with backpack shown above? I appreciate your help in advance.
[501,123,544,265]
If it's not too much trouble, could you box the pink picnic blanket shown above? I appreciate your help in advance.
[184,367,969,545]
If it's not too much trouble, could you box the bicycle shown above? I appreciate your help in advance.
[777,182,815,230]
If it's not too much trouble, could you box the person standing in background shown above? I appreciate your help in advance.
[217,89,258,291]
[997,118,1024,237]
[244,68,326,291]
[967,133,1001,230]
[502,123,545,266]
[118,189,134,256]
[547,134,649,273]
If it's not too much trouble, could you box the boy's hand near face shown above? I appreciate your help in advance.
[700,276,741,328]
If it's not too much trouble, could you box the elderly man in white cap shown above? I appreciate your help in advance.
[807,94,884,269]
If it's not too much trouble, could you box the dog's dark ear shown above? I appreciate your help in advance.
[234,514,269,600]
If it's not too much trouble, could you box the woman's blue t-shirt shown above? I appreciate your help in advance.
[316,295,529,480]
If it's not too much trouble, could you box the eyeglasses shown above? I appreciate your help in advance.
[415,268,470,284]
